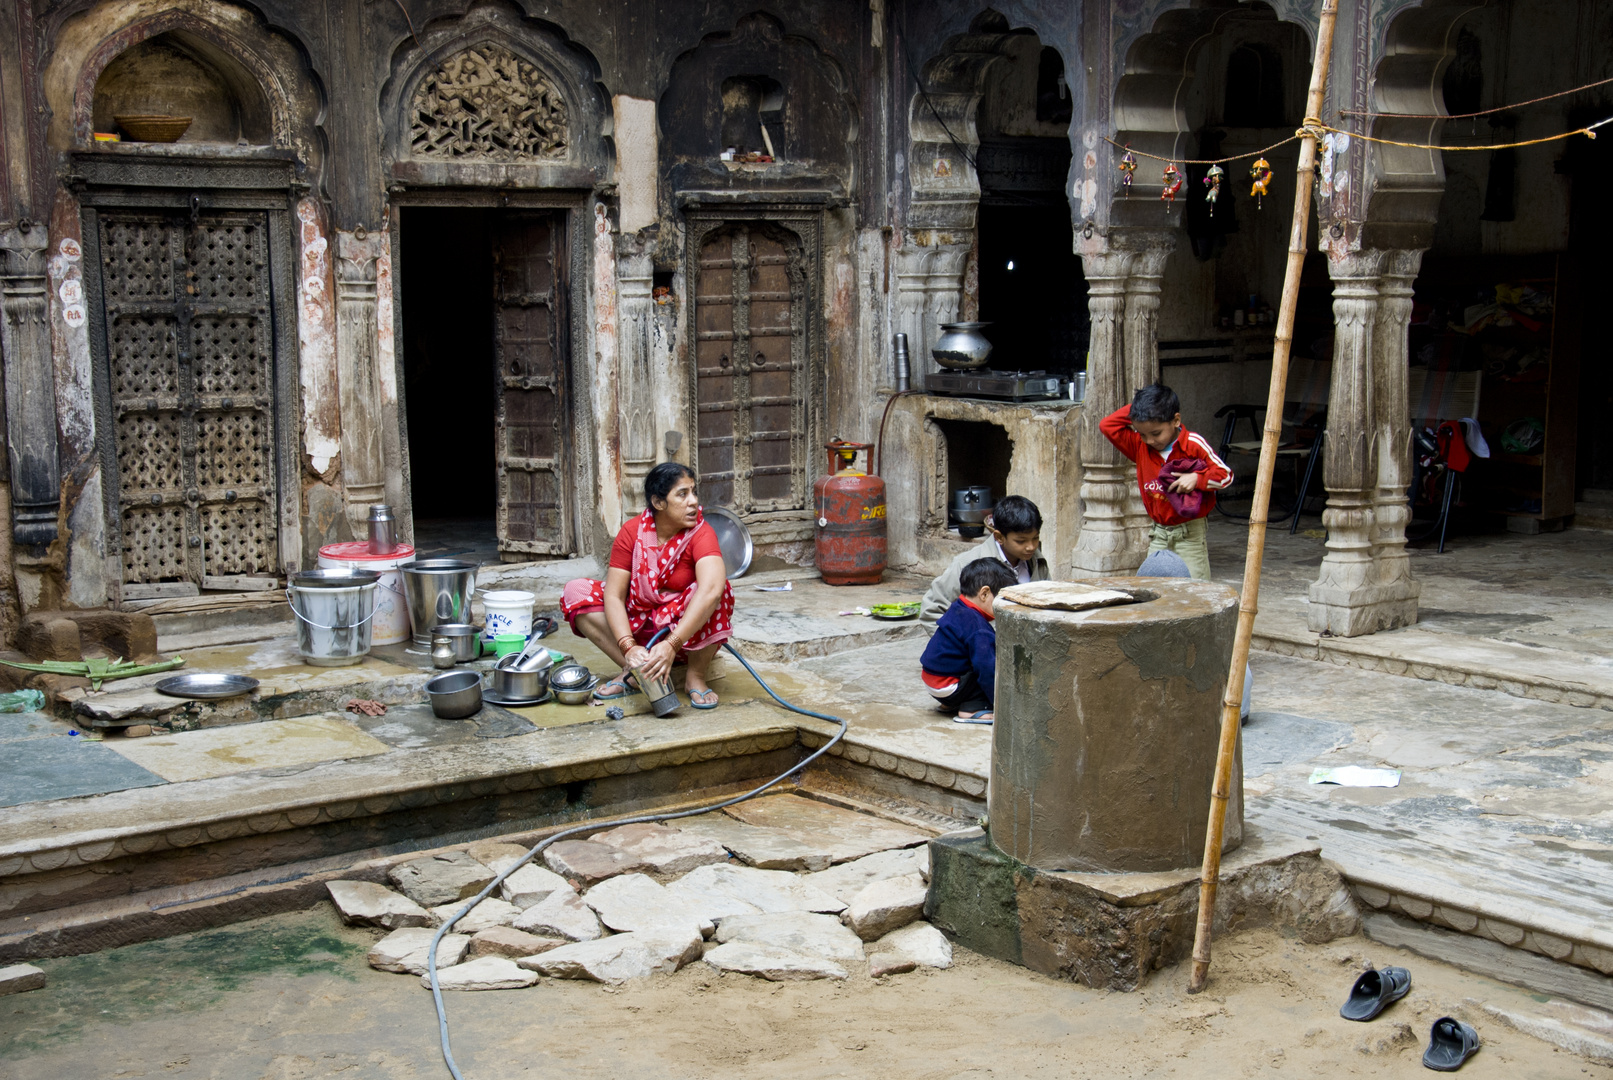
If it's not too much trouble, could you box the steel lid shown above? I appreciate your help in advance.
[290,568,382,588]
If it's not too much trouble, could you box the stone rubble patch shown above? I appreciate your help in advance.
[665,862,847,926]
[388,851,496,907]
[703,941,849,981]
[429,898,522,934]
[521,928,703,983]
[591,822,732,875]
[582,872,715,938]
[367,927,469,974]
[420,955,538,991]
[722,794,934,864]
[465,840,532,872]
[845,872,928,941]
[543,839,648,885]
[468,926,567,960]
[714,911,866,962]
[676,814,843,871]
[326,879,433,930]
[0,963,47,995]
[802,847,928,904]
[511,886,604,941]
[867,920,953,975]
[499,863,572,909]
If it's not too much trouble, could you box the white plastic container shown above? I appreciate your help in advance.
[481,589,535,645]
[318,542,416,645]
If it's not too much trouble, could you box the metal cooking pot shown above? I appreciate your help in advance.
[952,486,992,512]
[932,322,993,370]
[491,653,551,700]
[401,560,477,645]
[432,623,482,662]
[425,669,482,719]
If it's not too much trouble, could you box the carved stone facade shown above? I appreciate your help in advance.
[410,44,569,162]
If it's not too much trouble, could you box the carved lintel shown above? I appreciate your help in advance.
[411,43,569,162]
[1,223,60,546]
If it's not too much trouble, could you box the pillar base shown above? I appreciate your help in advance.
[924,826,1359,991]
[1306,577,1420,637]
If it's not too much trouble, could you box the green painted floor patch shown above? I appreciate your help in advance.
[0,734,167,807]
[0,909,373,1058]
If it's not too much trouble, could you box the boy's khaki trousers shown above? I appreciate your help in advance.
[1147,516,1211,580]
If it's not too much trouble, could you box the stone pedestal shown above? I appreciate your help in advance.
[990,577,1241,872]
[925,826,1359,991]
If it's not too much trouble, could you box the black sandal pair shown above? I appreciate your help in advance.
[1341,967,1481,1071]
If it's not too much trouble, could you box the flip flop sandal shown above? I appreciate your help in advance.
[592,674,641,702]
[954,711,994,724]
[688,688,719,710]
[1423,1017,1480,1071]
[1339,966,1412,1021]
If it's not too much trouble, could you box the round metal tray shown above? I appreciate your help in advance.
[702,506,754,579]
[870,611,919,621]
[155,673,260,700]
[482,688,554,707]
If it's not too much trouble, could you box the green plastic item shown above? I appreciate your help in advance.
[0,688,45,712]
[493,634,526,658]
[0,656,185,691]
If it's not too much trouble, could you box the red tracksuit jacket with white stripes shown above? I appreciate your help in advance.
[1099,405,1233,526]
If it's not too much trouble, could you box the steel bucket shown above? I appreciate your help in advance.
[400,560,477,645]
[288,569,381,667]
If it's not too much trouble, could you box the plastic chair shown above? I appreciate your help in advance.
[1406,367,1483,553]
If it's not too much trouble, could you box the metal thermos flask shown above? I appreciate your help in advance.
[630,658,681,717]
[893,333,911,392]
[367,504,397,555]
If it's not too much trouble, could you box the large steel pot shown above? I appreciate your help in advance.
[932,322,993,370]
[401,560,477,645]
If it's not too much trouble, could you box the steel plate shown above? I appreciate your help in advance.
[702,506,754,579]
[482,688,555,707]
[155,673,260,700]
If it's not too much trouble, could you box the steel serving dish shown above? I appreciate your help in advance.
[702,506,754,579]
[154,673,260,700]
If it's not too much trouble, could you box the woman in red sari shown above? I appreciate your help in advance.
[561,462,735,708]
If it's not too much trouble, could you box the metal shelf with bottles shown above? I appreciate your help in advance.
[1411,254,1579,527]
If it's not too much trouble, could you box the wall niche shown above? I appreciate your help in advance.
[92,31,273,144]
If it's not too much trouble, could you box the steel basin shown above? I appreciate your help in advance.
[425,669,483,719]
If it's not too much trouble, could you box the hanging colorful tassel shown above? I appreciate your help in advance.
[1161,163,1182,209]
[1249,157,1272,208]
[1119,146,1138,188]
[1204,163,1224,215]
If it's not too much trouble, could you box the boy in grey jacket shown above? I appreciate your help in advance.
[920,496,1050,623]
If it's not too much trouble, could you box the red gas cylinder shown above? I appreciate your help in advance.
[814,440,887,586]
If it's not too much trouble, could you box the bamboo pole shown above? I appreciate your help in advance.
[1187,0,1339,996]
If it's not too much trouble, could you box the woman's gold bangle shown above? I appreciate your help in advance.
[616,635,637,654]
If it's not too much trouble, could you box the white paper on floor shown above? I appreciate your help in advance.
[1308,766,1402,788]
[754,582,793,592]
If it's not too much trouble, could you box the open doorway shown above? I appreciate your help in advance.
[400,207,498,561]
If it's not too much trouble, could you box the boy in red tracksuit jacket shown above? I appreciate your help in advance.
[1099,383,1232,580]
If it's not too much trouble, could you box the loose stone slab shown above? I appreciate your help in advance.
[665,863,846,926]
[367,928,469,974]
[521,929,703,983]
[543,839,647,885]
[326,880,432,930]
[714,911,865,962]
[846,873,928,941]
[388,851,496,907]
[675,815,833,871]
[512,887,604,941]
[704,941,848,981]
[429,898,522,934]
[500,864,572,909]
[590,822,731,875]
[868,921,953,975]
[802,848,928,904]
[466,841,532,872]
[0,963,47,995]
[701,794,932,869]
[469,927,566,960]
[421,956,538,991]
[583,873,715,938]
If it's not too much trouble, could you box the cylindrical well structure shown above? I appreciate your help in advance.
[989,578,1242,873]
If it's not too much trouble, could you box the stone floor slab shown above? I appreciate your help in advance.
[103,713,390,782]
[0,733,166,808]
[703,940,848,981]
[720,793,933,865]
[713,911,865,962]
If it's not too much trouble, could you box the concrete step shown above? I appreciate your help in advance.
[1581,488,1613,507]
[1574,501,1613,532]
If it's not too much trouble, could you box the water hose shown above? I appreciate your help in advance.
[426,635,850,1079]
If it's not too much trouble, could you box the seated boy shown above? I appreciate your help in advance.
[1099,383,1232,580]
[920,494,1049,624]
[920,557,1020,724]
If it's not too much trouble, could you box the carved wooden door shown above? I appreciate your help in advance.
[492,211,571,556]
[99,211,281,594]
[693,223,807,513]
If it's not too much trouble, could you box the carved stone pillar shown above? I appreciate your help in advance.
[334,228,387,534]
[617,246,656,511]
[892,235,971,379]
[0,223,59,547]
[1120,242,1171,543]
[1309,249,1420,636]
[1070,250,1136,577]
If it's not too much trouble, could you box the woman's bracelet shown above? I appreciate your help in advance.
[664,630,685,651]
[616,635,637,654]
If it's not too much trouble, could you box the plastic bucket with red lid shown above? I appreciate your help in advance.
[318,541,416,645]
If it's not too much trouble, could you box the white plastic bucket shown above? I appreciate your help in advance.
[319,542,415,645]
[481,590,535,645]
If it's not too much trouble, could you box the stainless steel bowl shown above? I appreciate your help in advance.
[432,623,482,662]
[553,677,598,705]
[550,662,594,691]
[425,669,483,719]
[491,654,550,700]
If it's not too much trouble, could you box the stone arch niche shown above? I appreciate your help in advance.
[380,2,611,187]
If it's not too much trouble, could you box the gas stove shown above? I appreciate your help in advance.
[925,369,1063,401]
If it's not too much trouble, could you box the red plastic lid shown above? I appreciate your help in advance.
[319,541,416,562]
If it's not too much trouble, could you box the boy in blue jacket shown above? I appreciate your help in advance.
[920,558,1020,724]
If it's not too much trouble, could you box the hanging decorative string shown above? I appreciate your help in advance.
[1309,115,1613,151]
[1338,74,1613,122]
[1103,134,1301,167]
